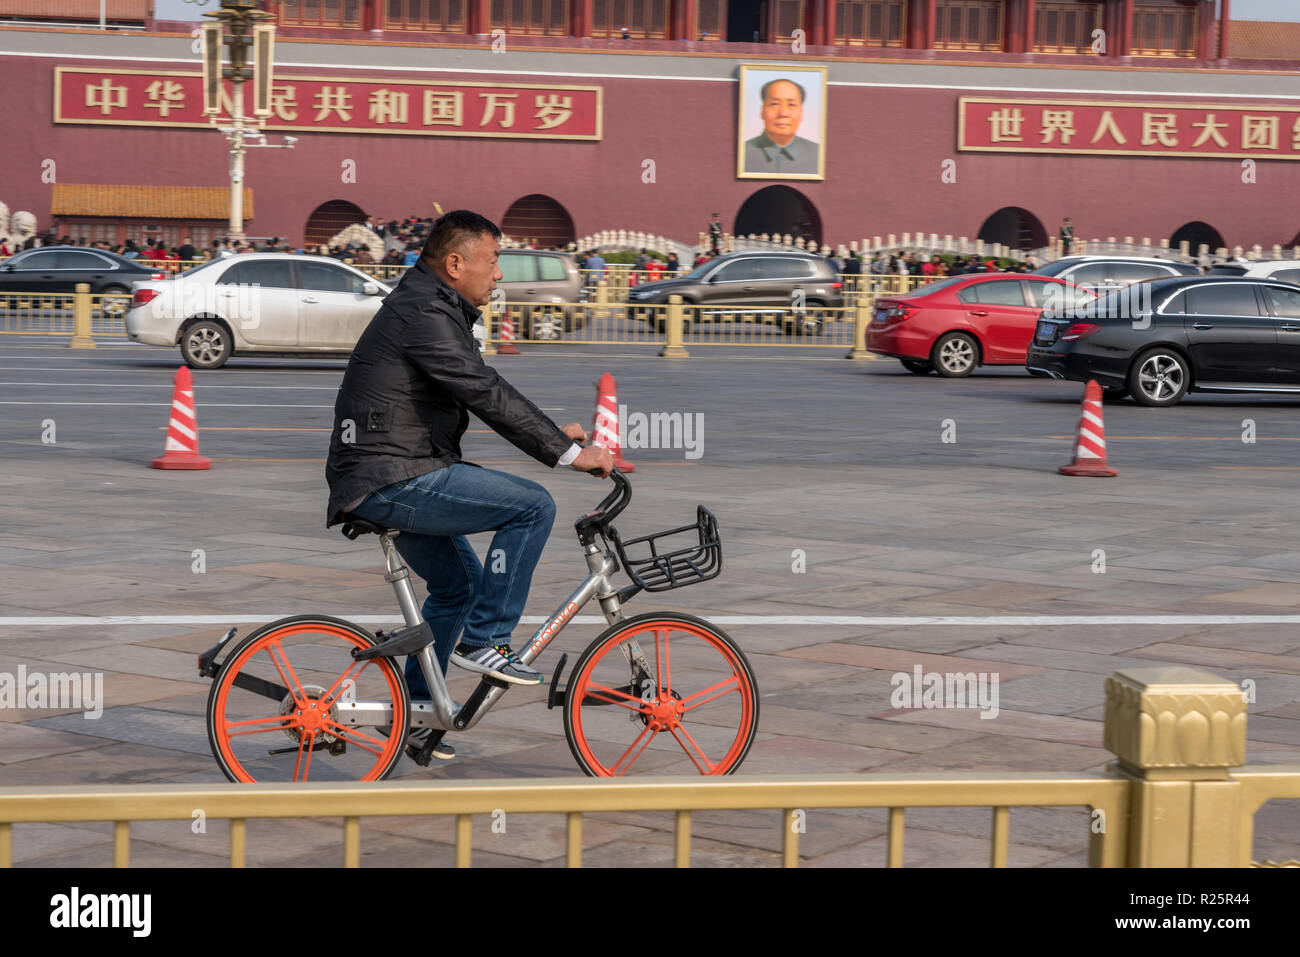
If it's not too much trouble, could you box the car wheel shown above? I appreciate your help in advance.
[180,319,233,369]
[526,309,563,341]
[931,332,979,377]
[100,285,130,319]
[901,359,933,375]
[1128,348,1189,407]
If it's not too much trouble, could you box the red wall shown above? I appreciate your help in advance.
[4,54,1299,250]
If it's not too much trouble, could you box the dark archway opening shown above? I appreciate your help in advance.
[976,206,1048,251]
[734,185,822,246]
[500,194,575,249]
[728,0,763,42]
[304,200,367,248]
[1170,221,1226,253]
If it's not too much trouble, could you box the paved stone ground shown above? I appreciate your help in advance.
[0,339,1297,867]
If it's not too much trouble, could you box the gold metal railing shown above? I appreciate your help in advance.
[0,773,1130,869]
[0,667,1296,867]
[0,288,127,340]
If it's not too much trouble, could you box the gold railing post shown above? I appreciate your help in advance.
[113,821,129,867]
[847,299,872,359]
[660,294,688,358]
[782,809,800,867]
[595,279,609,320]
[0,822,10,867]
[1104,667,1248,867]
[230,818,246,867]
[674,810,691,868]
[456,814,472,867]
[566,812,583,868]
[343,816,361,867]
[70,282,96,349]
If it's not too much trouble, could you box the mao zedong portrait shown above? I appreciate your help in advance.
[743,78,820,175]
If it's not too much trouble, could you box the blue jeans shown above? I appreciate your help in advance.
[349,463,556,698]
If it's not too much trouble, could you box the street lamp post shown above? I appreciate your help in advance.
[202,0,291,247]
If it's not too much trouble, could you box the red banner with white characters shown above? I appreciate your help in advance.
[959,97,1300,160]
[54,67,602,139]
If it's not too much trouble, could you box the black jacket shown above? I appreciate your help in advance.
[325,258,571,526]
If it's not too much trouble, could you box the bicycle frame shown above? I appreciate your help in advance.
[334,533,631,734]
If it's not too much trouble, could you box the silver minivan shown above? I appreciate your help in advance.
[495,249,587,339]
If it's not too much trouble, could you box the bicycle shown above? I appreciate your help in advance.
[199,470,760,781]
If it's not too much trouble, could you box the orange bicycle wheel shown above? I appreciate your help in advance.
[206,615,409,783]
[563,612,759,776]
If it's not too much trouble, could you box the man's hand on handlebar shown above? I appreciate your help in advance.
[571,444,614,477]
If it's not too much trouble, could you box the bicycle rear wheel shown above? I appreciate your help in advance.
[563,612,759,776]
[206,615,409,783]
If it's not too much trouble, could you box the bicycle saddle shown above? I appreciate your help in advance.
[340,517,390,539]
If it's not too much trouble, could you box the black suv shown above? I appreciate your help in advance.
[625,250,843,335]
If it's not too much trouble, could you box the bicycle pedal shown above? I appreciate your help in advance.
[407,728,448,767]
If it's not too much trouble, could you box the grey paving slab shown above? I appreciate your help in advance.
[2,348,1300,865]
[32,705,212,756]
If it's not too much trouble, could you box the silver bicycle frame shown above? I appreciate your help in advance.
[343,531,631,732]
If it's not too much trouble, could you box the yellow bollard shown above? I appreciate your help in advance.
[479,305,498,356]
[70,282,96,349]
[847,299,873,359]
[660,294,689,358]
[1104,667,1248,867]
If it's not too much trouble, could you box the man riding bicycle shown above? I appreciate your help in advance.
[325,210,613,760]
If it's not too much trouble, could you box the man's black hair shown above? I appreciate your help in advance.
[421,210,502,270]
[760,78,806,104]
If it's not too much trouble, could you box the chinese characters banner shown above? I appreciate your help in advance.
[54,67,601,139]
[959,97,1300,160]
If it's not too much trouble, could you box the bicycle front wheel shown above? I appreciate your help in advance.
[563,612,759,776]
[206,615,409,783]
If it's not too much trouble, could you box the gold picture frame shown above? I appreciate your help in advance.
[736,64,827,181]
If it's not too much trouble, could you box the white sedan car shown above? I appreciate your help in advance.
[126,253,484,368]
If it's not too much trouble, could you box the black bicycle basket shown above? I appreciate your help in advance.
[606,505,722,592]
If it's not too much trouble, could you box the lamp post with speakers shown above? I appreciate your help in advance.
[200,0,294,247]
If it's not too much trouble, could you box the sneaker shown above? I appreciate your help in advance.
[405,728,455,761]
[451,643,543,686]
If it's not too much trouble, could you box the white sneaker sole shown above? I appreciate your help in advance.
[450,653,542,686]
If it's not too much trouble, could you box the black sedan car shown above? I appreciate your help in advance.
[0,247,167,314]
[1026,276,1300,407]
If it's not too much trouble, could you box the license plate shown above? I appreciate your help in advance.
[1035,320,1057,343]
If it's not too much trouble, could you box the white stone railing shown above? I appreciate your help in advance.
[535,227,1300,266]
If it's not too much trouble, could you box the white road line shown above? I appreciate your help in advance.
[0,381,348,390]
[0,401,336,407]
[2,614,1300,628]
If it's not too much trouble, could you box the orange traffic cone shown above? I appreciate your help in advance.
[1059,380,1117,477]
[592,373,634,472]
[498,308,521,355]
[152,366,211,470]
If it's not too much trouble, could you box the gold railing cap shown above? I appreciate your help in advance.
[1109,666,1241,693]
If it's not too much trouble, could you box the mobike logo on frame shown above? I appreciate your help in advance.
[528,601,580,657]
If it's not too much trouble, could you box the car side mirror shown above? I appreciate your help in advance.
[362,281,380,296]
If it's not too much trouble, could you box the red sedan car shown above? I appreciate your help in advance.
[866,274,1092,377]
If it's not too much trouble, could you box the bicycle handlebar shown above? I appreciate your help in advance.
[575,468,630,541]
